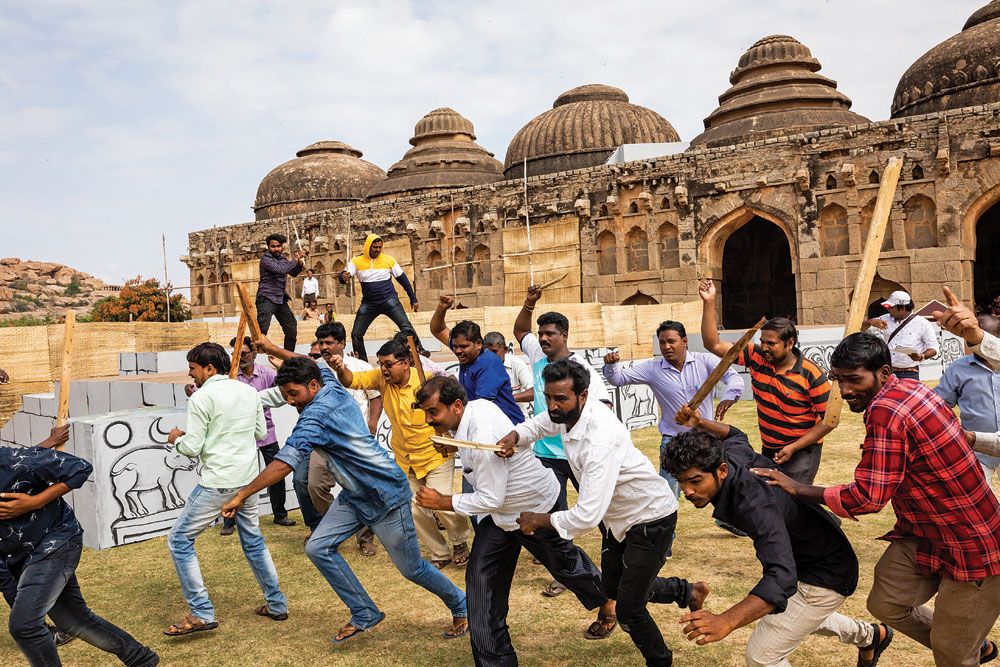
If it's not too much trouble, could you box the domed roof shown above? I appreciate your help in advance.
[504,84,680,179]
[690,35,869,148]
[366,108,503,201]
[253,141,386,221]
[891,1,1000,118]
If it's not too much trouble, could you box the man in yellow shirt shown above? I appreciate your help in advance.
[330,339,470,568]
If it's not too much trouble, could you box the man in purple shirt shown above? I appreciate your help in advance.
[220,336,295,534]
[603,320,744,498]
[257,233,306,351]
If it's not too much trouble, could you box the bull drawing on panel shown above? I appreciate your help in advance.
[110,445,196,519]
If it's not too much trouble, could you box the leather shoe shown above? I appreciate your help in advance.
[220,524,235,536]
[273,516,296,526]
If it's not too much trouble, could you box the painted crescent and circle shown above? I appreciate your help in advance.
[149,418,171,444]
[104,421,133,448]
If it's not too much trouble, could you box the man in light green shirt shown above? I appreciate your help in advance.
[162,342,288,637]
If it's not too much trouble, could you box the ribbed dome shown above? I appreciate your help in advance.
[891,1,1000,118]
[504,84,680,179]
[690,35,869,148]
[365,108,503,201]
[253,141,386,221]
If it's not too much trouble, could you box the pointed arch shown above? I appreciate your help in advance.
[474,244,491,286]
[428,250,444,291]
[597,230,617,275]
[622,291,658,306]
[625,226,649,271]
[861,199,894,252]
[698,204,798,279]
[819,203,849,256]
[454,248,469,288]
[903,194,938,249]
[658,222,679,269]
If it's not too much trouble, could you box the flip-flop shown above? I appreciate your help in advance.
[982,639,998,664]
[584,613,617,640]
[359,541,377,557]
[452,542,470,566]
[858,623,893,667]
[255,605,288,621]
[164,614,218,636]
[542,580,567,597]
[443,618,469,639]
[332,612,385,644]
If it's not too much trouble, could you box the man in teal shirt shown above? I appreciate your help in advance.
[164,342,288,636]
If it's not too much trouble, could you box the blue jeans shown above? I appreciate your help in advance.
[305,499,466,631]
[292,454,322,531]
[659,434,681,499]
[167,485,287,623]
[9,536,158,667]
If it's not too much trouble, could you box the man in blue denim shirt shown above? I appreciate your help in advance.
[223,334,468,644]
[1,431,158,666]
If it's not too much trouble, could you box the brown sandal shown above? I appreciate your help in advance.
[584,613,617,640]
[431,559,450,570]
[255,605,288,621]
[452,542,470,566]
[444,617,469,639]
[542,580,567,597]
[359,541,377,557]
[164,613,218,636]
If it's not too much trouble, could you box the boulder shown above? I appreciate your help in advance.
[0,267,16,282]
[25,284,42,295]
[54,267,75,285]
[0,286,11,300]
[0,258,20,266]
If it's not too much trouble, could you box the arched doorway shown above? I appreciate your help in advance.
[622,291,658,306]
[850,273,906,320]
[721,217,796,328]
[975,202,1000,312]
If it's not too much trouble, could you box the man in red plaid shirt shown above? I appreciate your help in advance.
[755,332,1000,667]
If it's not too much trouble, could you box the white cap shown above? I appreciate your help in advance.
[881,290,912,308]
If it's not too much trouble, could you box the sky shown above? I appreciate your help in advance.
[0,0,984,296]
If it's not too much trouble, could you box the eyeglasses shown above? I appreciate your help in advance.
[378,359,405,370]
[308,353,322,360]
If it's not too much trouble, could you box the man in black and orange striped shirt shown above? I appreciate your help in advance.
[699,280,833,484]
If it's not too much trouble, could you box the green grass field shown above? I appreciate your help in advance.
[1,400,994,666]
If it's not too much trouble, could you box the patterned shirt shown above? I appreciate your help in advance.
[824,376,1000,582]
[737,344,830,454]
[0,446,92,572]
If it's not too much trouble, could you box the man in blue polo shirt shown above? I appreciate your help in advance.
[430,295,524,426]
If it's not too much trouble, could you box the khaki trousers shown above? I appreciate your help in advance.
[307,450,373,545]
[867,538,1000,666]
[407,461,471,562]
[745,581,874,666]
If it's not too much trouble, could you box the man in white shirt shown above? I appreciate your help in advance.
[484,331,534,420]
[413,376,618,664]
[862,290,938,381]
[504,359,708,667]
[301,268,319,303]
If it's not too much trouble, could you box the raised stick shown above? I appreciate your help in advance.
[537,272,568,291]
[823,156,903,428]
[685,316,765,411]
[235,283,263,343]
[407,335,426,385]
[56,310,76,442]
[523,156,534,283]
[229,312,248,379]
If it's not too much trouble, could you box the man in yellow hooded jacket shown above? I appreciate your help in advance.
[339,234,421,362]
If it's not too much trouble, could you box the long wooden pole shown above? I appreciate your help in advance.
[235,283,263,343]
[685,316,765,411]
[56,310,76,443]
[347,209,355,315]
[449,194,460,299]
[823,156,904,428]
[407,335,427,385]
[523,157,534,284]
[229,312,248,379]
[162,233,170,324]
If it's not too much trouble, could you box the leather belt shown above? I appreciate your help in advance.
[892,367,917,373]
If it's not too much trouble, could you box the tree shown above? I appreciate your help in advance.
[64,276,82,296]
[90,277,189,322]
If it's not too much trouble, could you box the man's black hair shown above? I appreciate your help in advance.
[656,320,687,338]
[187,342,231,375]
[377,339,411,362]
[392,331,426,355]
[316,321,346,343]
[265,233,287,245]
[541,358,590,395]
[661,430,726,477]
[483,332,506,349]
[898,300,915,312]
[415,375,467,407]
[275,355,323,387]
[229,336,252,349]
[760,317,798,347]
[536,311,569,336]
[830,332,891,373]
[451,320,482,344]
[979,315,1000,338]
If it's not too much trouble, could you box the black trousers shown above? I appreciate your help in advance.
[601,513,690,667]
[350,298,418,362]
[536,456,578,511]
[766,444,823,485]
[224,443,287,527]
[467,513,607,667]
[256,295,298,351]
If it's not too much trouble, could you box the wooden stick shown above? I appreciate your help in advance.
[823,156,903,428]
[685,316,765,411]
[235,283,263,343]
[523,157,534,283]
[229,312,248,379]
[407,335,427,385]
[56,310,76,440]
[430,435,516,453]
[537,272,569,291]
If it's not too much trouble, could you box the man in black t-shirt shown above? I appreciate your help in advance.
[663,406,893,667]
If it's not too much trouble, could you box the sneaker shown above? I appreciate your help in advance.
[220,524,235,536]
[273,516,296,527]
[47,624,75,647]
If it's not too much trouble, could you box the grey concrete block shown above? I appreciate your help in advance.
[86,382,111,416]
[36,394,56,418]
[0,417,14,442]
[155,351,188,373]
[12,412,30,446]
[21,394,41,415]
[70,421,94,461]
[119,353,136,373]
[29,414,54,446]
[137,352,157,373]
[110,383,143,412]
[173,383,189,407]
[55,381,90,419]
[141,382,176,407]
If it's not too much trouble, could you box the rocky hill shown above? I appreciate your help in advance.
[0,258,116,321]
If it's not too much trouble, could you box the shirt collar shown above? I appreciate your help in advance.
[864,374,899,419]
[237,364,259,380]
[202,374,226,388]
[658,353,694,371]
[564,398,597,441]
